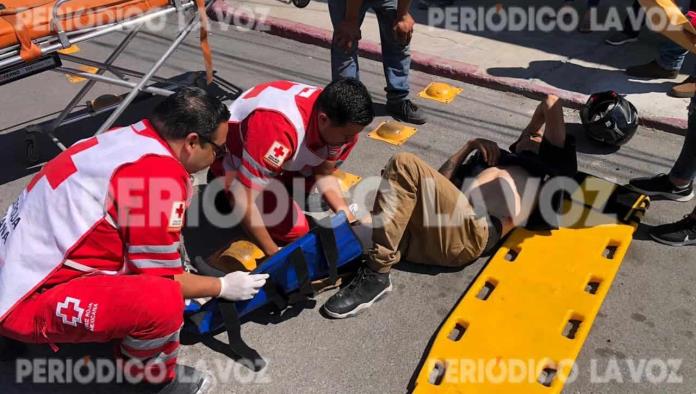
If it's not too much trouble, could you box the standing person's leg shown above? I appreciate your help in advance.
[648,97,696,246]
[626,41,681,79]
[374,0,427,125]
[0,275,184,384]
[578,0,600,32]
[328,0,371,81]
[606,0,642,45]
[629,97,696,201]
[375,1,410,105]
[670,63,696,98]
[656,40,689,73]
[626,0,690,78]
[622,0,643,36]
[669,98,696,186]
[322,152,489,318]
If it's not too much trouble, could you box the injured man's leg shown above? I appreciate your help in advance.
[322,152,525,319]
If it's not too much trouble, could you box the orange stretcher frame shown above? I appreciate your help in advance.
[0,0,213,161]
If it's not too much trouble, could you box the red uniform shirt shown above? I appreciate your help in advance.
[214,80,358,190]
[43,121,191,287]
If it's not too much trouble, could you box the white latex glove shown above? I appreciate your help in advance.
[218,272,269,301]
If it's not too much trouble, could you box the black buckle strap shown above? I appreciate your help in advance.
[316,216,339,285]
[261,246,314,311]
[217,299,266,371]
[210,217,342,367]
[289,247,314,296]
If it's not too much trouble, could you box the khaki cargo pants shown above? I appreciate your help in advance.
[367,152,489,273]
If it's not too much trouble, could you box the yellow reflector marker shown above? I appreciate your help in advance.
[413,177,647,394]
[333,169,362,193]
[368,121,417,145]
[58,44,80,55]
[65,66,99,84]
[418,82,463,104]
[214,240,265,272]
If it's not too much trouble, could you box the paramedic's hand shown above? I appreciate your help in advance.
[218,272,270,301]
[335,20,361,52]
[393,13,414,45]
[469,138,501,166]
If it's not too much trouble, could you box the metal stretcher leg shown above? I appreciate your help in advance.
[95,12,203,135]
[22,27,144,164]
[48,26,144,136]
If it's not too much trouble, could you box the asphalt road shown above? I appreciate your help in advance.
[0,14,694,394]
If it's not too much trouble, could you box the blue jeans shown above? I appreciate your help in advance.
[655,0,692,73]
[657,40,693,73]
[669,97,696,181]
[328,0,411,102]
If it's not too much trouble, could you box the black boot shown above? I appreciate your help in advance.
[322,266,392,319]
[385,99,427,125]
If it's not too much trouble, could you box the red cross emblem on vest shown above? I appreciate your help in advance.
[264,141,290,169]
[56,296,84,327]
[169,201,186,229]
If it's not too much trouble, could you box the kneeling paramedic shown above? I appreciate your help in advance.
[322,95,578,318]
[210,78,375,256]
[0,88,269,389]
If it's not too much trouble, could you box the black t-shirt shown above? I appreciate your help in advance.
[452,136,578,187]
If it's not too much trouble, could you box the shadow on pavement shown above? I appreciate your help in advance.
[0,72,242,186]
[488,60,676,95]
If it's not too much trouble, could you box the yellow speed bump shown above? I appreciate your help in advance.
[368,121,417,145]
[214,240,265,272]
[58,44,80,55]
[333,169,361,192]
[418,82,463,104]
[65,65,99,84]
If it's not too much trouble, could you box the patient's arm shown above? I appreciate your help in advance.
[439,138,501,180]
[438,143,471,180]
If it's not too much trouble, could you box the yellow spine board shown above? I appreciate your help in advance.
[414,211,637,393]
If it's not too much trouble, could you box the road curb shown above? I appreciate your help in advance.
[215,8,687,135]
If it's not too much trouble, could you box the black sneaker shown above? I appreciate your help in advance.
[650,215,696,247]
[605,31,639,46]
[386,99,427,125]
[627,174,694,202]
[322,266,392,319]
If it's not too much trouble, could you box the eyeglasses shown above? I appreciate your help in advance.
[198,134,227,159]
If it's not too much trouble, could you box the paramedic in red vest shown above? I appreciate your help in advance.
[0,87,268,387]
[212,78,374,255]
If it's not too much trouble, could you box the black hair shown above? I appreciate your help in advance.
[149,87,230,140]
[316,78,374,126]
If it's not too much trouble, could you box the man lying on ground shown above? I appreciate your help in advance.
[321,95,578,319]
